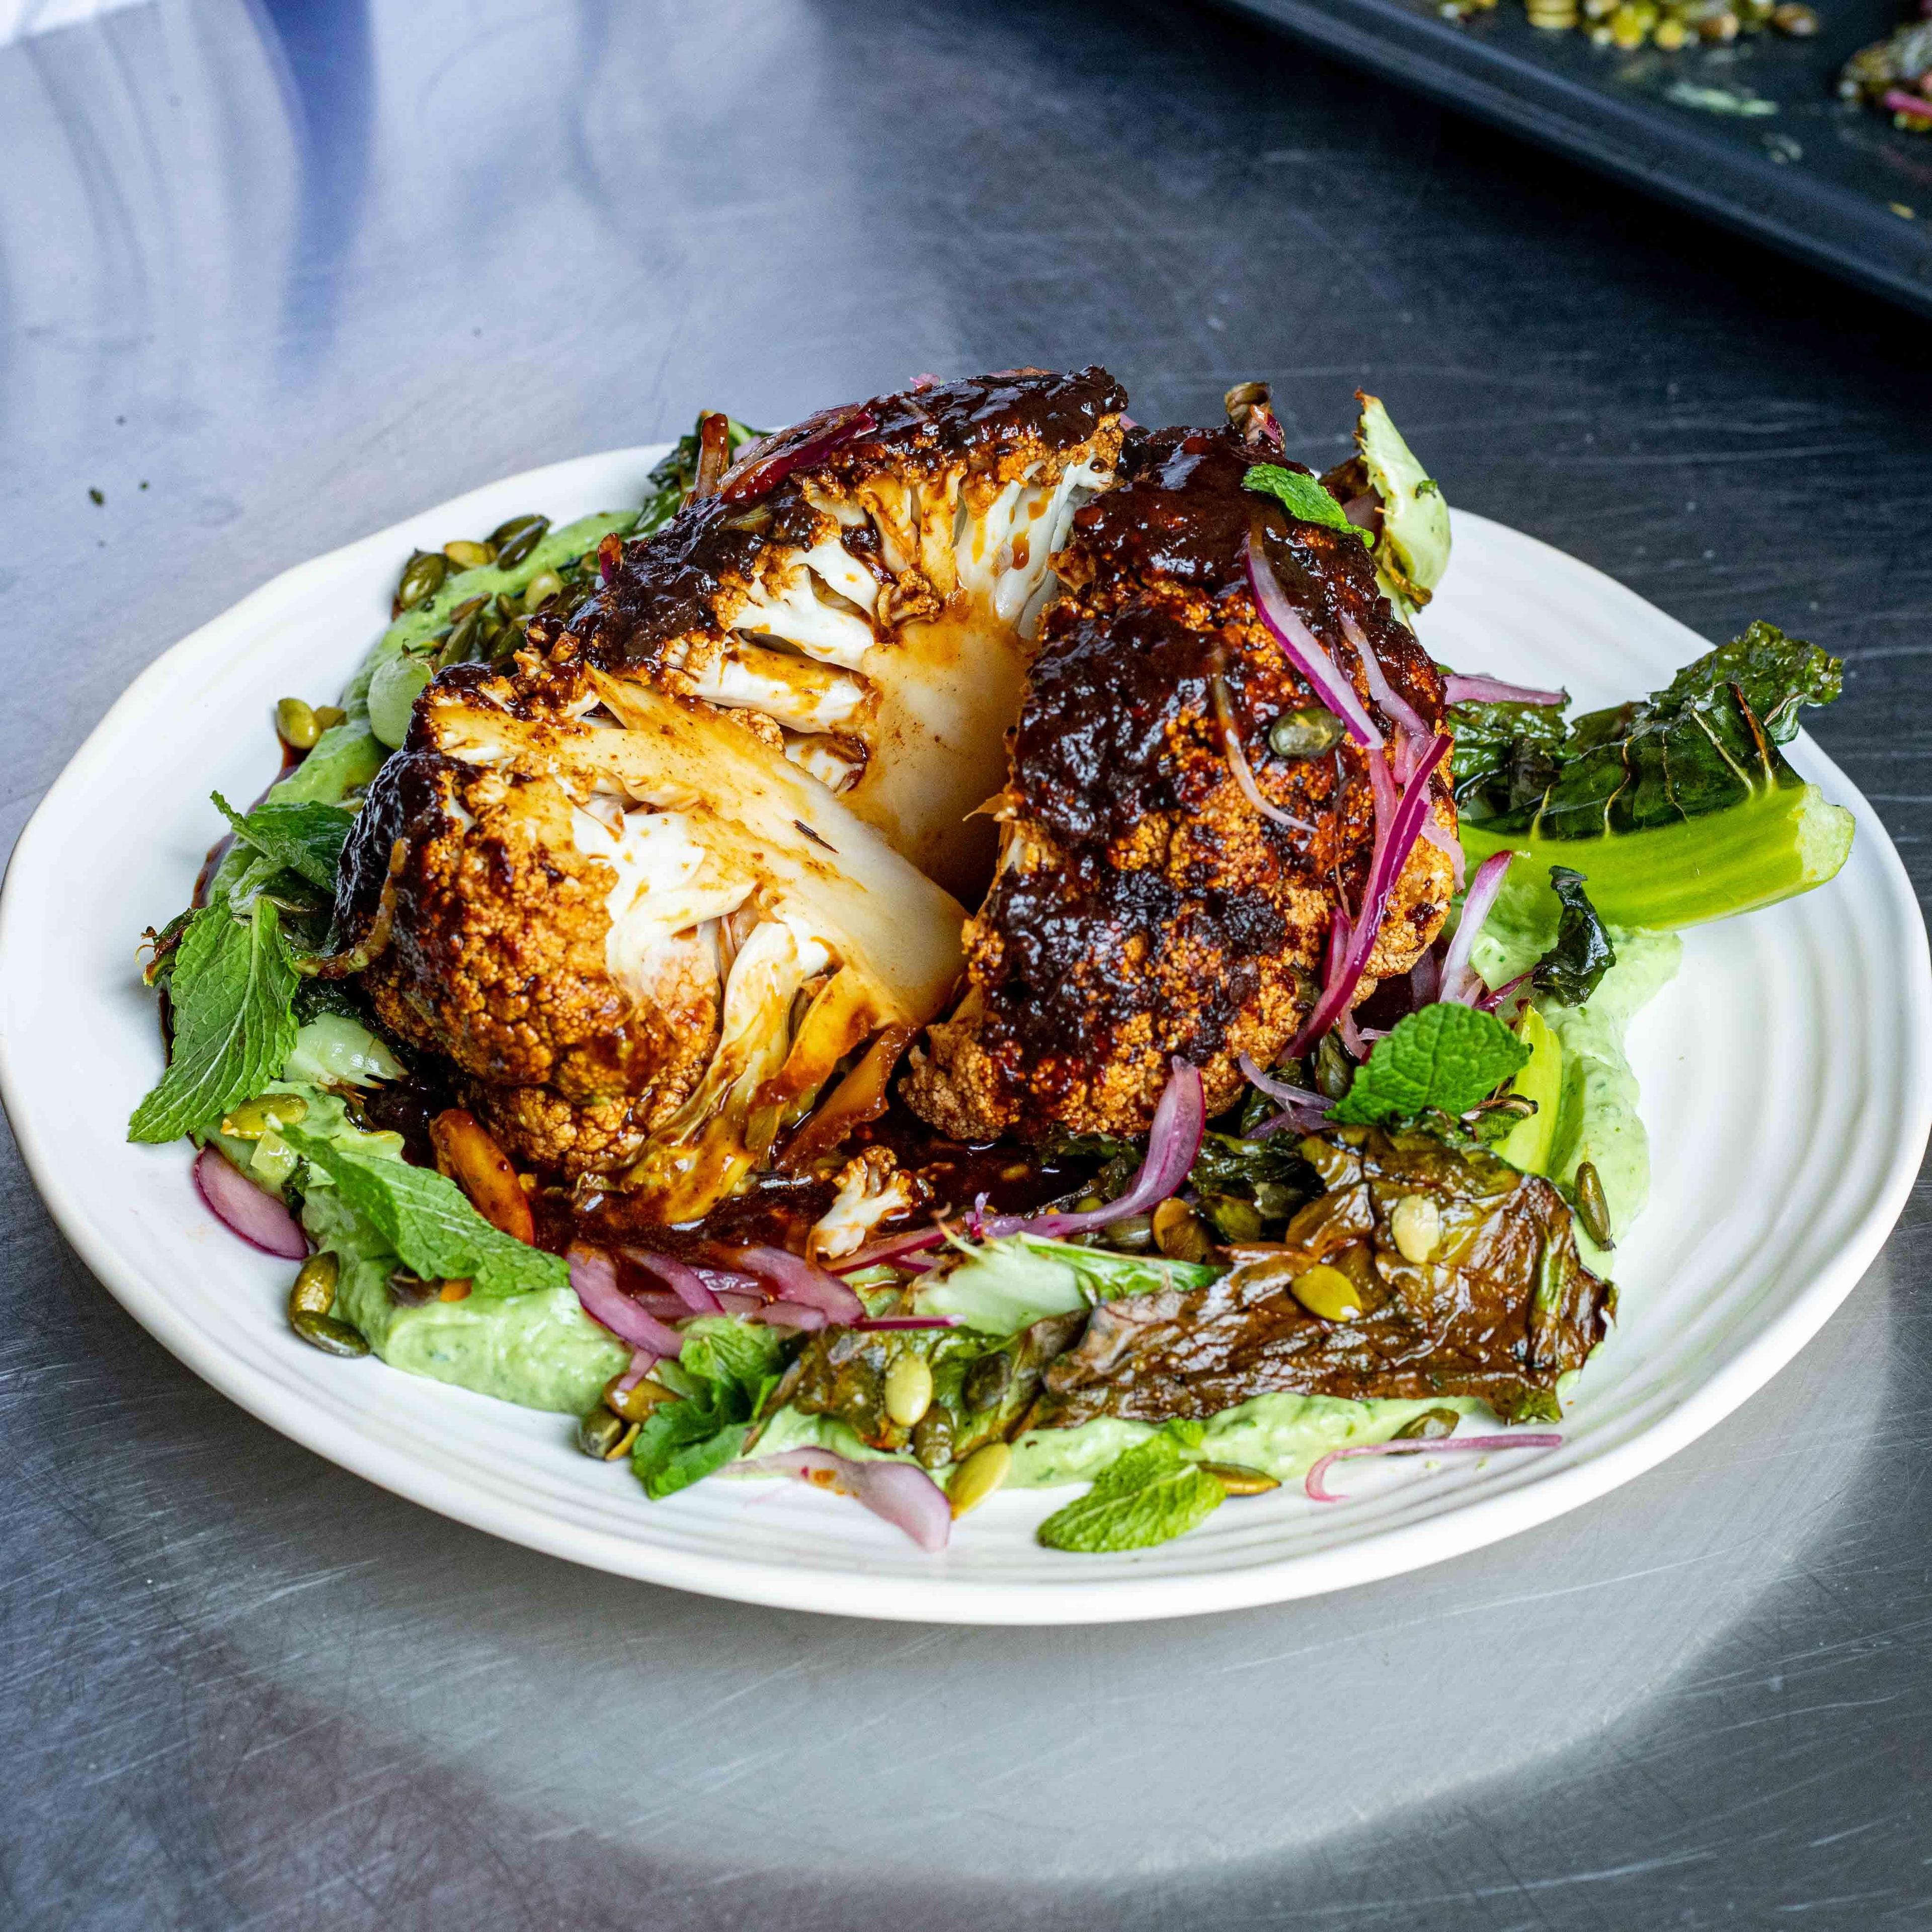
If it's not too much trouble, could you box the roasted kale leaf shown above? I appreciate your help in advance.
[1531,867,1616,1007]
[1455,622,1842,841]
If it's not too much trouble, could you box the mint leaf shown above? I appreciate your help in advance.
[1243,463,1370,545]
[128,900,299,1142]
[632,1316,786,1500]
[1330,1002,1531,1126]
[1036,1434,1226,1554]
[212,790,355,893]
[277,1122,566,1296]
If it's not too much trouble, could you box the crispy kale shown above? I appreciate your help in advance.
[1457,622,1853,933]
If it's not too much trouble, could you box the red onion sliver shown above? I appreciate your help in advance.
[614,1349,659,1396]
[1882,87,1932,117]
[1238,1053,1327,1113]
[1214,676,1316,834]
[620,1247,725,1315]
[721,1245,865,1322]
[1291,735,1451,1057]
[1305,1431,1563,1502]
[753,1301,828,1332]
[1442,672,1567,707]
[1344,613,1429,745]
[1438,849,1514,1006]
[910,372,942,389]
[569,1244,686,1358]
[1478,970,1534,1016]
[718,405,877,504]
[742,1447,952,1551]
[194,1145,308,1259]
[1243,536,1383,751]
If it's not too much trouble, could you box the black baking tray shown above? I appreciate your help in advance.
[1209,0,1932,316]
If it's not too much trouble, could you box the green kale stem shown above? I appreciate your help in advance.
[1462,777,1853,937]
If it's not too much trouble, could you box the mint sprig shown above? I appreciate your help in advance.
[1243,463,1371,546]
[128,900,299,1143]
[278,1122,566,1296]
[1036,1432,1226,1554]
[212,790,355,894]
[631,1319,787,1500]
[1330,1002,1530,1126]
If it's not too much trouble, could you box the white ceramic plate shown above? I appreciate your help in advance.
[3,445,1926,1625]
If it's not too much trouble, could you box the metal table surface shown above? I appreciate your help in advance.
[2,2,1928,1925]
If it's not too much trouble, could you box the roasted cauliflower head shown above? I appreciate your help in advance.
[530,366,1127,901]
[902,413,1457,1144]
[334,666,967,1214]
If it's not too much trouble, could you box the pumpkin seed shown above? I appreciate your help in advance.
[222,1092,309,1138]
[949,1441,1011,1517]
[395,549,448,609]
[290,1309,368,1356]
[1574,1160,1614,1248]
[1290,1263,1363,1322]
[521,569,565,613]
[1201,1461,1281,1496]
[488,514,550,568]
[884,1351,935,1428]
[439,596,489,665]
[604,1373,672,1423]
[1389,1192,1441,1264]
[443,538,494,570]
[275,697,319,750]
[288,1251,339,1319]
[1101,1213,1154,1251]
[1153,1198,1215,1262]
[1268,707,1345,759]
[1393,1407,1461,1440]
[312,705,347,732]
[911,1405,955,1469]
[577,1406,634,1460]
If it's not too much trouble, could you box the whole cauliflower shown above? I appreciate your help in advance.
[336,371,1456,1218]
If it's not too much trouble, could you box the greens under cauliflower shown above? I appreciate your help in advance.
[128,370,1855,1558]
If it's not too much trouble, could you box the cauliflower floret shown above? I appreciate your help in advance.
[334,668,967,1211]
[804,1147,927,1264]
[536,367,1126,901]
[903,408,1455,1143]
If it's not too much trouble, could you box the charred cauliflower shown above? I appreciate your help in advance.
[334,665,967,1216]
[903,399,1457,1144]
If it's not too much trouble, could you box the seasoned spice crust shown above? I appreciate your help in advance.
[904,423,1457,1143]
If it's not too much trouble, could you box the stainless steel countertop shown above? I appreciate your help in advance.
[3,2,1928,1924]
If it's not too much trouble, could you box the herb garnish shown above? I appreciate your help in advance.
[127,900,299,1143]
[278,1122,566,1295]
[631,1320,788,1499]
[212,791,356,894]
[1036,1430,1226,1553]
[1242,463,1371,545]
[1331,1003,1531,1127]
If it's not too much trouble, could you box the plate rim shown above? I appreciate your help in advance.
[5,449,1927,1625]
